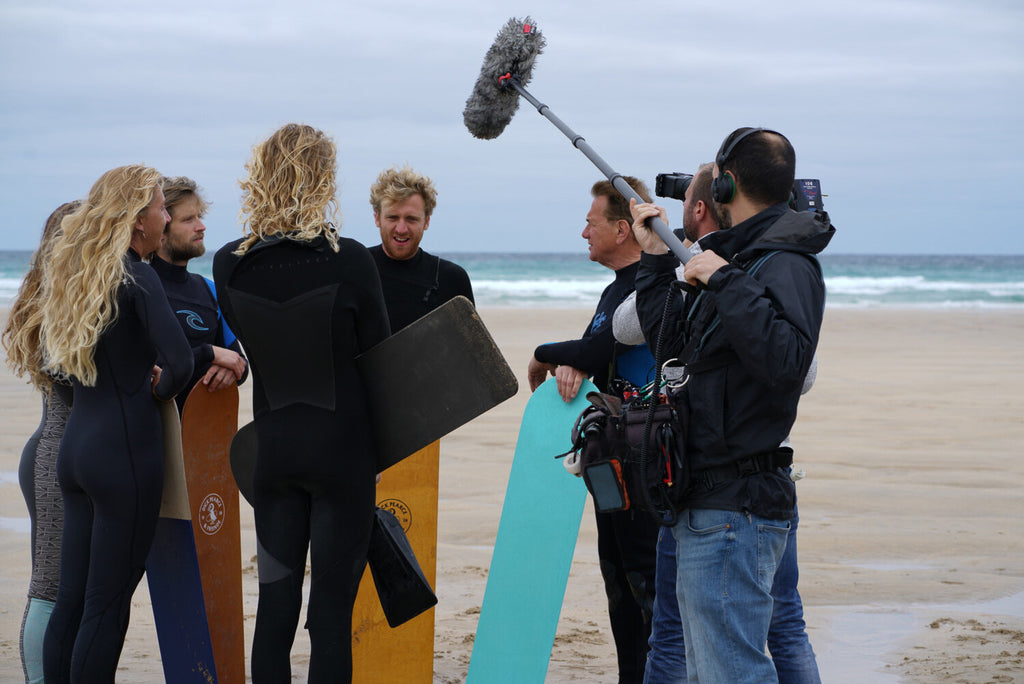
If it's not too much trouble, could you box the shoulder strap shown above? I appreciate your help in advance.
[681,249,784,365]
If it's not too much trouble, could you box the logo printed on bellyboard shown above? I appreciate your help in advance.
[199,493,226,535]
[378,498,413,532]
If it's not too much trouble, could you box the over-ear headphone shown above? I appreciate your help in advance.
[710,127,780,204]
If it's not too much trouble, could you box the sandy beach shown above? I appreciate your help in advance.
[1,307,1023,682]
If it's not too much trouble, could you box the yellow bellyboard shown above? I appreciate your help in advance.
[351,440,440,682]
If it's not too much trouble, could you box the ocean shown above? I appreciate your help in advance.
[1,251,1022,310]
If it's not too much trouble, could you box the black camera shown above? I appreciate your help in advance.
[791,179,824,213]
[658,171,826,213]
[655,172,693,201]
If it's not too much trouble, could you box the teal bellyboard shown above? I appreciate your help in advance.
[466,377,595,683]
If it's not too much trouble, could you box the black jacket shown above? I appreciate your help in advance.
[635,203,834,519]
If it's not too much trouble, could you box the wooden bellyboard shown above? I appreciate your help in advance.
[147,398,217,682]
[466,378,594,684]
[231,295,517,502]
[180,383,244,684]
[351,440,440,682]
[355,295,517,471]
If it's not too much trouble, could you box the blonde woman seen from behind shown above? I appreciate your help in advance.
[213,124,390,683]
[38,165,193,683]
[2,201,78,684]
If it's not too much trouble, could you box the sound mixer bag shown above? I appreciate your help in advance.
[565,387,688,525]
[367,507,438,628]
[566,250,788,525]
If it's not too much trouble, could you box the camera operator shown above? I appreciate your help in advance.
[620,162,824,683]
[629,128,834,682]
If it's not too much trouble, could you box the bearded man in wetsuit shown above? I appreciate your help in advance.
[527,177,661,684]
[151,176,248,413]
[368,165,474,331]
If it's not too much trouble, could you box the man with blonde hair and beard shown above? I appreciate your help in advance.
[150,176,247,413]
[368,165,474,332]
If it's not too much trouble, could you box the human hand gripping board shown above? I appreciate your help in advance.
[229,295,518,502]
[466,376,595,684]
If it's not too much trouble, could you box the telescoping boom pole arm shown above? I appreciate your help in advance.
[503,75,690,264]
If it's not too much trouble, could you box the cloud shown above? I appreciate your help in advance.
[1,0,1022,254]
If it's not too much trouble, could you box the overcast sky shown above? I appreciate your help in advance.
[1,0,1021,254]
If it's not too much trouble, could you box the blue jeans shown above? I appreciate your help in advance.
[643,528,686,683]
[673,509,788,683]
[644,507,821,684]
[767,509,821,683]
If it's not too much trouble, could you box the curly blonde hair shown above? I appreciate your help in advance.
[2,201,82,391]
[39,165,163,386]
[369,165,438,217]
[236,123,340,254]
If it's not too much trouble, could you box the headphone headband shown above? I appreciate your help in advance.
[711,127,782,204]
[715,127,780,169]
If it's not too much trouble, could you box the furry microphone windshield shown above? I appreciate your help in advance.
[463,17,545,140]
[463,17,691,263]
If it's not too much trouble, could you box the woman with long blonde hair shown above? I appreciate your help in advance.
[3,201,78,684]
[37,165,193,683]
[213,124,389,683]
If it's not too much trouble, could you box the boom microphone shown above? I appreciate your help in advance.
[463,17,545,140]
[463,17,691,263]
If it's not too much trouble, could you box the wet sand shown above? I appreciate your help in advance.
[1,307,1022,682]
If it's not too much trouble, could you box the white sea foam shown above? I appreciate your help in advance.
[0,277,23,303]
[826,275,1024,296]
[2,252,1023,309]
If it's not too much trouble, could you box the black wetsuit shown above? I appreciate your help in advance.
[43,250,193,683]
[368,246,474,331]
[533,261,659,684]
[150,256,248,413]
[213,235,389,683]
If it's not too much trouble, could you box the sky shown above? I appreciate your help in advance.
[1,0,1022,254]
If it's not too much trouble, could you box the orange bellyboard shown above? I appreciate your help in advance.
[351,440,440,682]
[181,383,245,684]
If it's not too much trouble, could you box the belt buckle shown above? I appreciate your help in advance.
[736,457,760,478]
